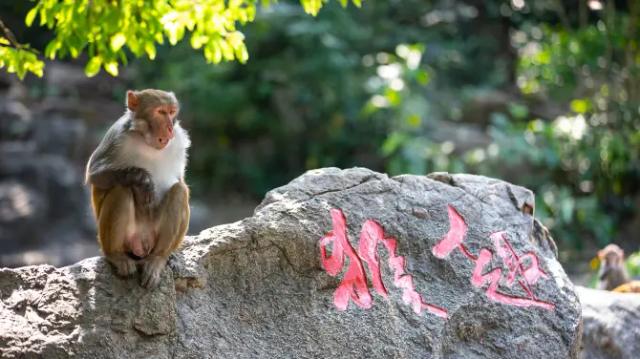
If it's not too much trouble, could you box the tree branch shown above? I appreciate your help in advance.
[0,17,39,54]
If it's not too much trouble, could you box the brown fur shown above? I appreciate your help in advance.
[87,89,189,288]
[613,281,640,293]
[91,181,189,285]
[597,244,631,291]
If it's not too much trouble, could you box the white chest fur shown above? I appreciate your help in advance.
[115,123,190,201]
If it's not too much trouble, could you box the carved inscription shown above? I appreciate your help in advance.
[319,204,555,318]
[319,209,447,318]
[432,205,554,310]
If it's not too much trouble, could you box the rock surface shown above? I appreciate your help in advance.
[0,168,582,358]
[578,286,640,359]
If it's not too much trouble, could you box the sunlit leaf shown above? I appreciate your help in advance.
[406,114,421,127]
[236,43,249,63]
[110,33,126,51]
[570,99,590,114]
[415,69,430,85]
[84,56,102,77]
[0,45,44,79]
[10,0,365,78]
[25,7,38,26]
[144,42,157,60]
[104,61,119,76]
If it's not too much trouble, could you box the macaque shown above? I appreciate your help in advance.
[86,89,190,288]
[597,244,630,291]
[611,281,640,293]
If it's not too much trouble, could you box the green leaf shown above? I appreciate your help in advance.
[406,114,421,127]
[25,7,38,26]
[144,42,157,60]
[570,99,590,114]
[415,69,430,85]
[381,132,407,156]
[44,39,60,59]
[190,35,207,50]
[235,43,249,63]
[110,33,126,51]
[8,0,363,79]
[0,45,44,79]
[84,56,102,77]
[104,61,119,76]
[219,39,234,61]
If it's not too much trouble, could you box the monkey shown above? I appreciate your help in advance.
[85,89,190,288]
[611,281,640,293]
[597,244,631,291]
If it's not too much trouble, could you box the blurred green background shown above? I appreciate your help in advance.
[1,0,639,273]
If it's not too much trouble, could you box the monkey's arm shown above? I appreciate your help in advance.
[85,119,153,190]
[88,167,151,190]
[88,169,119,190]
[88,167,155,209]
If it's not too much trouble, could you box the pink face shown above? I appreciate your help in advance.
[148,104,178,150]
[126,90,179,150]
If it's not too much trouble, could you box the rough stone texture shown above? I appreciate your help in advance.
[0,168,582,358]
[578,286,640,359]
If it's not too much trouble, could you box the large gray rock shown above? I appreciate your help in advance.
[0,168,582,358]
[578,286,640,359]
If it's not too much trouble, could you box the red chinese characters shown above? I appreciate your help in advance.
[432,205,554,310]
[319,204,554,318]
[319,209,447,318]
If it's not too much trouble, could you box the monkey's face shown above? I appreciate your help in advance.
[598,249,624,280]
[145,104,178,150]
[127,90,179,150]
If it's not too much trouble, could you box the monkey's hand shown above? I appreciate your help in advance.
[89,167,152,190]
[118,167,152,187]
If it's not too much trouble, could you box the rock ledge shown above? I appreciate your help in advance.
[0,168,581,358]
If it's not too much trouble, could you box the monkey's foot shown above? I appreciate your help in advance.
[141,256,167,289]
[108,255,137,277]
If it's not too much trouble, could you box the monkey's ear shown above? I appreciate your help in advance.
[127,90,139,111]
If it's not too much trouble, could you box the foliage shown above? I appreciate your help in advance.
[133,0,639,250]
[626,251,640,279]
[0,37,43,79]
[511,16,640,248]
[2,0,638,252]
[133,0,502,197]
[364,2,640,250]
[134,3,381,195]
[0,0,360,79]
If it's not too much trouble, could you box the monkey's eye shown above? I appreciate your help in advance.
[158,109,168,116]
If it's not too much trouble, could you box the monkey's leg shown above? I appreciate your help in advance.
[141,181,190,288]
[94,185,138,277]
